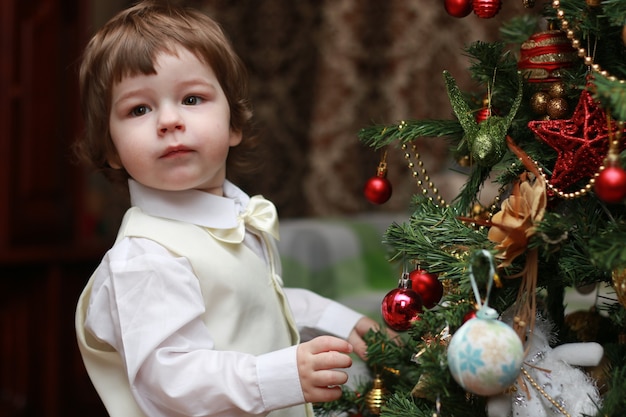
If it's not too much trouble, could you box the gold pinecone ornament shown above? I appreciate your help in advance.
[365,375,388,415]
[613,268,626,308]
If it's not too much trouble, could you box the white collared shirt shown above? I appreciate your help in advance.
[84,180,363,416]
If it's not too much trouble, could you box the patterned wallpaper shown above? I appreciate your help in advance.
[195,0,540,217]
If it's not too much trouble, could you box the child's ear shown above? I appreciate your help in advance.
[229,129,243,147]
[106,153,123,169]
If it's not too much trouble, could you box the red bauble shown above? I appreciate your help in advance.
[472,0,501,18]
[409,269,444,309]
[364,176,392,204]
[518,31,577,83]
[595,166,626,203]
[381,287,423,331]
[444,0,473,18]
[462,309,477,323]
[475,107,491,124]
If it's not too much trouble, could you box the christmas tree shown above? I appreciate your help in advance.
[317,1,626,416]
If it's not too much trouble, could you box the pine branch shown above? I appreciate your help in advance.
[464,41,519,89]
[591,73,626,121]
[383,198,492,285]
[379,394,425,417]
[314,387,364,417]
[499,15,541,45]
[602,0,626,27]
[453,164,493,211]
[532,196,619,285]
[357,120,463,150]
[589,223,626,270]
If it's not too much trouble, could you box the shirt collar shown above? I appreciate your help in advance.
[128,179,251,230]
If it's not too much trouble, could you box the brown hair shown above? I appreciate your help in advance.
[74,0,258,184]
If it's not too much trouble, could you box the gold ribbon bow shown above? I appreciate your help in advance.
[208,195,279,243]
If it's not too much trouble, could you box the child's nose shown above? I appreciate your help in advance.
[158,105,184,134]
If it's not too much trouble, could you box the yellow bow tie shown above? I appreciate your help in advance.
[207,195,279,244]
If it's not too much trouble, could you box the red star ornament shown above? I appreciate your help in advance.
[528,89,626,192]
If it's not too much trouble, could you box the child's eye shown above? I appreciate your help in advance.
[183,96,203,105]
[130,105,150,117]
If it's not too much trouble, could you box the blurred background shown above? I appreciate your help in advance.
[0,0,536,415]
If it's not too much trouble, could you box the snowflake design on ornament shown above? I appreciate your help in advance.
[457,343,485,374]
[500,362,520,386]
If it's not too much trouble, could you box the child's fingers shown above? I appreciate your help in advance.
[311,369,349,388]
[315,350,353,371]
[306,385,344,403]
[308,335,353,355]
[297,338,354,403]
[302,369,348,403]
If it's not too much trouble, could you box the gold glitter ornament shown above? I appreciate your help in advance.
[530,91,550,114]
[548,80,567,98]
[585,0,602,6]
[365,375,388,415]
[546,97,569,119]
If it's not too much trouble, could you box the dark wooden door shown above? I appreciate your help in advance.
[0,0,108,415]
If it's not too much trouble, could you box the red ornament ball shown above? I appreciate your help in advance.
[475,107,491,124]
[381,287,423,331]
[518,31,577,83]
[444,0,473,18]
[409,269,444,309]
[473,0,502,18]
[462,309,477,323]
[364,176,392,204]
[595,166,626,203]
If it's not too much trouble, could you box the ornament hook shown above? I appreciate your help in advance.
[468,250,498,319]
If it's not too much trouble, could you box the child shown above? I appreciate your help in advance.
[74,2,382,417]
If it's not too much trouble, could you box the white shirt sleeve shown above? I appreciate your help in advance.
[85,237,304,417]
[283,288,364,342]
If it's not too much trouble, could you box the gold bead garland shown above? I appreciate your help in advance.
[402,142,447,207]
[402,140,511,226]
[521,367,572,417]
[535,163,596,199]
[552,0,626,85]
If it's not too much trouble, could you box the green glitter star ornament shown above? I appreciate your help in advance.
[443,70,523,167]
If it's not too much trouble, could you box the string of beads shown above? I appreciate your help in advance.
[552,0,626,85]
[521,367,571,417]
[402,142,447,207]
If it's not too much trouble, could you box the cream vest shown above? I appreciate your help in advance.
[76,207,311,417]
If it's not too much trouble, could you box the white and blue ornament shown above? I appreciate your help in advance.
[447,250,524,396]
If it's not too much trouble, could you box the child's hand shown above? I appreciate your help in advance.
[348,316,398,361]
[296,336,353,403]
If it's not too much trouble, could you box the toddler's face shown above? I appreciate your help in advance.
[108,47,241,195]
